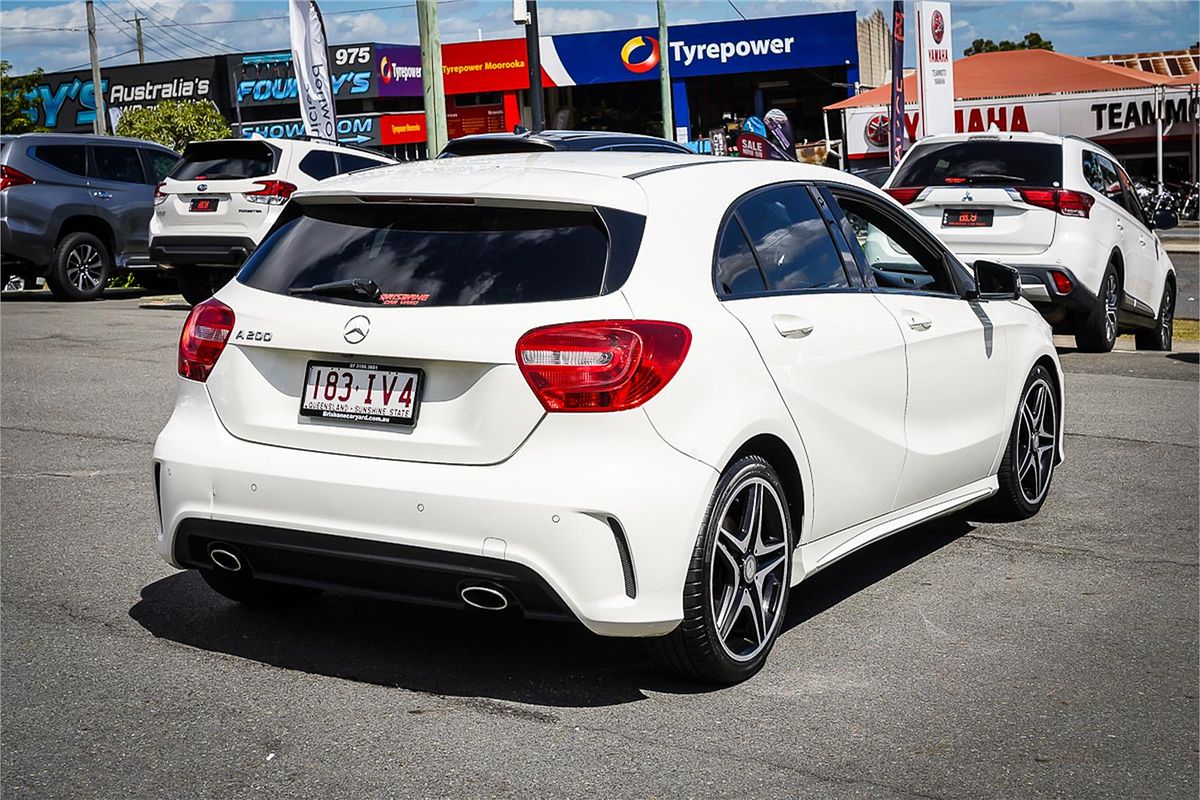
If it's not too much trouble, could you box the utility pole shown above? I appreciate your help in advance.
[522,0,545,131]
[657,0,673,141]
[416,0,448,156]
[131,15,145,63]
[85,0,108,135]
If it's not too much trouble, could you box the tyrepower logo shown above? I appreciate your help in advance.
[379,55,421,84]
[620,35,660,73]
[865,113,890,147]
[931,10,945,44]
[669,35,795,67]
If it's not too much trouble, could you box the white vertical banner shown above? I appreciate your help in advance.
[914,0,954,137]
[289,0,337,142]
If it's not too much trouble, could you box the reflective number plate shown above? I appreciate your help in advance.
[300,361,422,426]
[190,198,219,212]
[942,208,994,227]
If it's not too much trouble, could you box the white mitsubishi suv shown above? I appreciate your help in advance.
[882,132,1178,352]
[150,137,394,304]
[153,153,1064,683]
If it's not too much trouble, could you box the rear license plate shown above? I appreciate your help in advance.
[942,209,993,228]
[190,198,219,213]
[300,361,422,426]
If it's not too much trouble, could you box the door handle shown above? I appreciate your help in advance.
[91,191,112,200]
[903,310,933,331]
[772,314,815,339]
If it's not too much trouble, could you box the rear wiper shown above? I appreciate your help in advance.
[952,174,1027,185]
[288,278,382,303]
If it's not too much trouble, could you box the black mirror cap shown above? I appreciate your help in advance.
[1153,209,1179,231]
[973,260,1021,301]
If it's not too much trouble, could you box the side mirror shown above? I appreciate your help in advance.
[1153,208,1179,231]
[972,260,1021,301]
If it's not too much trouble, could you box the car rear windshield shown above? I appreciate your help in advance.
[238,203,644,306]
[891,141,1063,188]
[169,140,276,180]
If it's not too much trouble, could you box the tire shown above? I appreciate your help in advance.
[199,566,322,607]
[986,365,1059,521]
[650,455,794,684]
[1074,263,1120,352]
[177,269,228,306]
[136,271,179,294]
[46,232,111,301]
[1135,281,1174,352]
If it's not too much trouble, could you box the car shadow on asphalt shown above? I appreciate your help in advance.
[128,517,973,708]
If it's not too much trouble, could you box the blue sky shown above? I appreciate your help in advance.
[1,0,1197,75]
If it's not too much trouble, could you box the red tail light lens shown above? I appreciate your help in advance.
[1017,187,1094,218]
[885,187,922,205]
[0,165,35,191]
[244,180,297,205]
[153,182,167,205]
[516,320,692,412]
[178,298,235,382]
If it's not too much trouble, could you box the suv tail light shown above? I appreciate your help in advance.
[885,187,922,205]
[178,298,235,382]
[244,180,297,205]
[0,165,35,191]
[516,320,691,412]
[1017,187,1094,218]
[153,182,167,205]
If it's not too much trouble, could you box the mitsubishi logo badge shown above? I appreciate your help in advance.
[962,190,974,202]
[343,315,370,344]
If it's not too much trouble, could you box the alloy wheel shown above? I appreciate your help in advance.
[65,244,104,292]
[1103,272,1119,344]
[1016,378,1057,505]
[708,477,789,662]
[1160,286,1174,348]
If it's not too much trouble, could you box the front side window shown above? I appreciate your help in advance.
[733,185,848,292]
[93,146,145,183]
[832,192,957,295]
[142,150,178,182]
[1115,165,1149,227]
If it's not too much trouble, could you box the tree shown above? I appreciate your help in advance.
[1,60,46,134]
[963,32,1054,57]
[115,100,231,151]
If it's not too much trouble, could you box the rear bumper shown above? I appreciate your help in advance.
[150,235,256,268]
[1,218,51,270]
[152,379,718,637]
[1005,264,1097,314]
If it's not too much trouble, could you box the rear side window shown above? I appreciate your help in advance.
[32,145,88,177]
[733,186,848,292]
[338,153,387,172]
[714,220,766,296]
[298,150,338,180]
[170,140,275,180]
[892,141,1063,188]
[239,204,644,307]
[93,146,146,183]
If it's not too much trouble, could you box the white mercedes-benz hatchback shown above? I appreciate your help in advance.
[153,153,1065,684]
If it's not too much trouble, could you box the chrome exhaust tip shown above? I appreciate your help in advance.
[460,585,509,611]
[208,545,243,573]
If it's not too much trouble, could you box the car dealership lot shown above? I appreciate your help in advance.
[2,297,1196,799]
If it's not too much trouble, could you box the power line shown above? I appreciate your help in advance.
[726,0,747,21]
[91,0,172,61]
[61,47,139,72]
[123,0,239,55]
[100,0,210,59]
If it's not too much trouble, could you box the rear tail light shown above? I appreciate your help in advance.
[516,320,691,412]
[1017,187,1094,218]
[244,180,297,205]
[885,187,923,205]
[178,298,235,382]
[153,182,167,205]
[1049,270,1073,294]
[0,165,35,191]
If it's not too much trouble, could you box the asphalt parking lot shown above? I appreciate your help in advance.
[2,295,1196,799]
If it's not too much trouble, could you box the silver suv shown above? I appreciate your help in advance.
[1,133,179,300]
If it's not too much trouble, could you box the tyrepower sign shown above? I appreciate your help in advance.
[842,87,1200,158]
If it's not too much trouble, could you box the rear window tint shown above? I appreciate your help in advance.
[339,153,388,172]
[892,141,1062,188]
[238,204,644,307]
[32,145,88,177]
[170,140,275,180]
[298,150,337,180]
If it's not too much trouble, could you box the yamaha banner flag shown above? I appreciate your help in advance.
[289,0,337,142]
[889,0,906,167]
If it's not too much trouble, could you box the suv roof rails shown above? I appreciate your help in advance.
[285,135,391,158]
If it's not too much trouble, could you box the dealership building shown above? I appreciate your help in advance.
[22,10,872,157]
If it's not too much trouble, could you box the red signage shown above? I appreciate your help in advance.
[380,112,427,145]
[737,132,769,159]
[447,102,506,139]
[441,39,549,95]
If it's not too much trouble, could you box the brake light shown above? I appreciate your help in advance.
[244,180,297,205]
[1049,270,1073,294]
[1017,187,1094,218]
[154,182,167,205]
[885,187,922,205]
[0,165,35,191]
[516,320,691,412]
[178,298,235,382]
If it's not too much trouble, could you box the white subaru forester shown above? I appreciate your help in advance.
[881,132,1178,352]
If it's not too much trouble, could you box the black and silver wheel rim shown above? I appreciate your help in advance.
[1016,378,1057,506]
[66,244,104,292]
[709,477,789,662]
[1103,272,1119,344]
[1160,287,1173,347]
